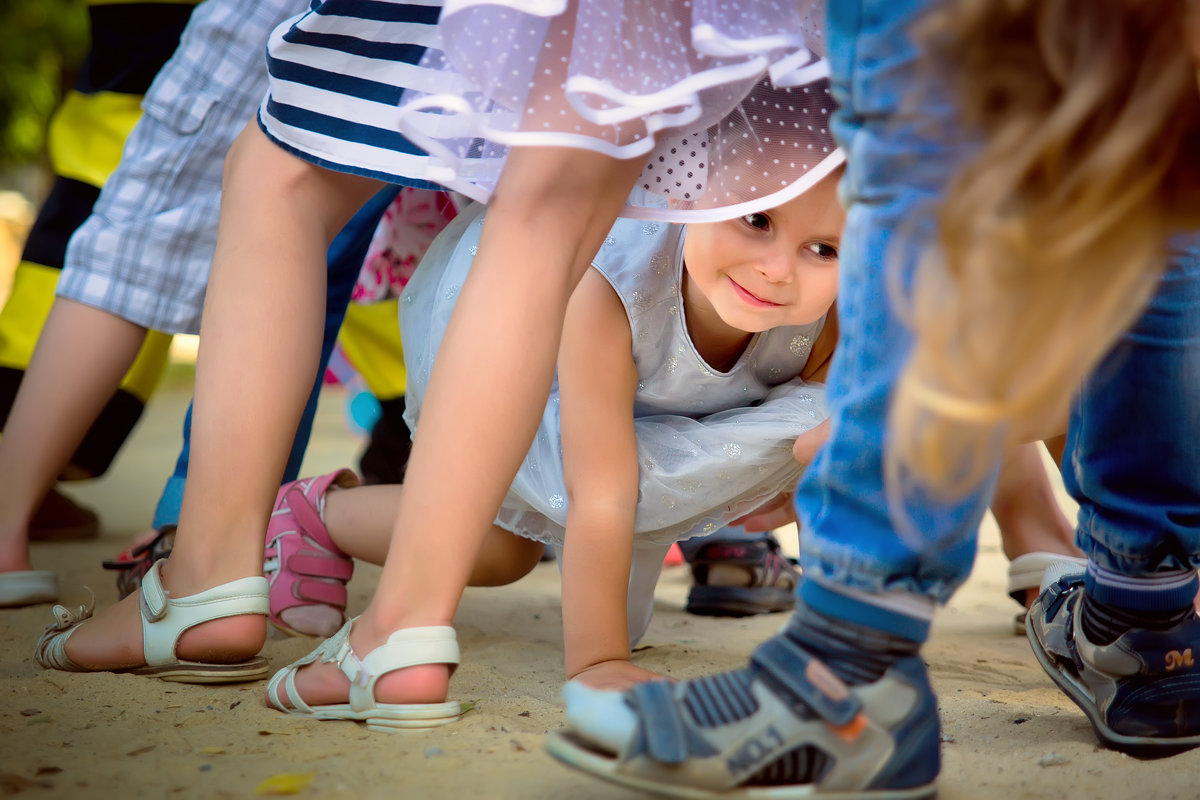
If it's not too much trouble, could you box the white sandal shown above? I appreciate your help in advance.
[265,616,462,732]
[35,561,270,683]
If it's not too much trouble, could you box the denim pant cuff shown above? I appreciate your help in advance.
[800,578,932,643]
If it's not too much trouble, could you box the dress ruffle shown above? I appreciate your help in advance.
[494,380,827,549]
[396,0,842,221]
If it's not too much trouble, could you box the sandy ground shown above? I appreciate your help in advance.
[3,365,1199,800]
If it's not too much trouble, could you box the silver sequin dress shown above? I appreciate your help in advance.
[401,202,829,553]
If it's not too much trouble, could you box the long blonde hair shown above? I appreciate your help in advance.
[890,0,1200,501]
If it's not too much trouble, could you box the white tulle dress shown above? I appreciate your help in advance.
[400,202,830,641]
[259,0,842,220]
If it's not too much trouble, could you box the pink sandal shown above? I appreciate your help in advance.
[265,469,359,637]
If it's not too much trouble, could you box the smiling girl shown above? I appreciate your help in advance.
[254,150,845,727]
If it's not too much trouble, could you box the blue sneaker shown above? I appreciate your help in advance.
[547,633,939,799]
[1027,571,1200,756]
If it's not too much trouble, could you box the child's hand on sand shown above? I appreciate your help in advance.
[570,660,670,692]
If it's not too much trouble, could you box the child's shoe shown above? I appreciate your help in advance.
[685,533,799,617]
[549,630,940,799]
[265,616,462,731]
[265,470,358,637]
[1005,552,1086,634]
[102,526,176,599]
[1027,570,1200,755]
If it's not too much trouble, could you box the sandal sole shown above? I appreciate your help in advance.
[276,700,462,731]
[546,732,936,799]
[128,656,271,684]
[686,586,794,617]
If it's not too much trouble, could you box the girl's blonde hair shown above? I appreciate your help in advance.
[890,0,1200,500]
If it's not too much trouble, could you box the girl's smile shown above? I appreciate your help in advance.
[727,276,785,308]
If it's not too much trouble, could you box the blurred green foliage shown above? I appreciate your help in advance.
[0,0,89,168]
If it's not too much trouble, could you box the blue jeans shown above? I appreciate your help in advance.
[1062,235,1200,576]
[795,0,1200,627]
[794,0,986,611]
[150,186,400,528]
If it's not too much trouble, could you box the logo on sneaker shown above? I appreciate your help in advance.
[726,725,785,775]
[1166,648,1195,671]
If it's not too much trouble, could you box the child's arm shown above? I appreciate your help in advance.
[557,267,657,688]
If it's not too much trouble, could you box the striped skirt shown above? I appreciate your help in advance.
[258,0,447,188]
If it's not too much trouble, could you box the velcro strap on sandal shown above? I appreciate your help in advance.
[750,636,861,727]
[291,576,349,606]
[284,485,348,558]
[629,681,689,765]
[140,561,169,621]
[287,552,354,581]
[1041,572,1084,623]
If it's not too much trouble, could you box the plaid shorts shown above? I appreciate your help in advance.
[57,0,306,334]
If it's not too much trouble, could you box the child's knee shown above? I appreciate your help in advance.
[468,528,546,586]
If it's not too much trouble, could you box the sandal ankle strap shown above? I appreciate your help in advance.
[140,562,269,666]
[341,625,459,713]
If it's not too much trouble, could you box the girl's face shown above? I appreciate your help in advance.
[682,171,844,333]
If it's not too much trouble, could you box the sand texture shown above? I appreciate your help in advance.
[3,373,1198,799]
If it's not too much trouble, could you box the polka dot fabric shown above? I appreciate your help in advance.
[396,0,843,222]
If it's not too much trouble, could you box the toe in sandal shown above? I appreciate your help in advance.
[548,634,940,799]
[265,470,358,637]
[35,561,270,683]
[265,617,461,732]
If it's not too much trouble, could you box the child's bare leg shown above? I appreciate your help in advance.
[60,123,383,667]
[993,442,1078,560]
[992,441,1081,608]
[467,528,547,586]
[280,146,644,706]
[0,300,146,573]
[317,483,547,584]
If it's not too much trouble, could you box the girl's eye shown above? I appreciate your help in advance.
[741,212,771,231]
[807,242,838,260]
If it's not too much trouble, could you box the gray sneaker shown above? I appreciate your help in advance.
[1027,571,1200,756]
